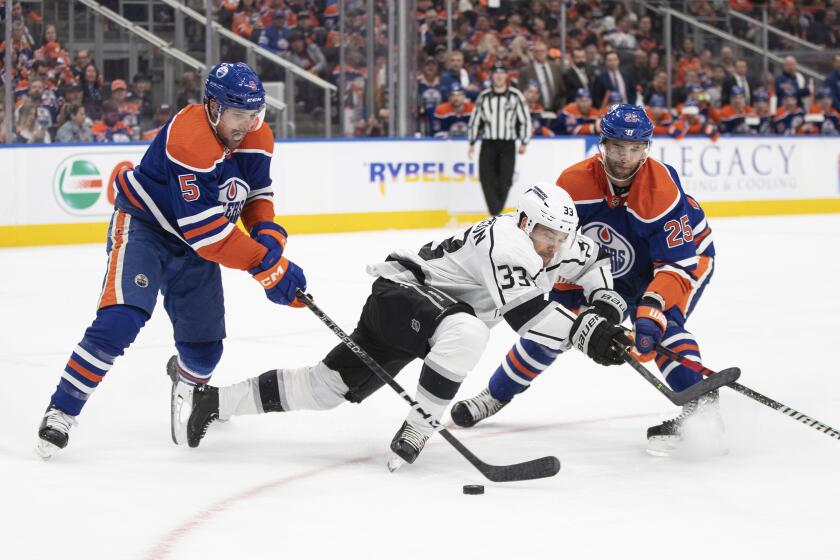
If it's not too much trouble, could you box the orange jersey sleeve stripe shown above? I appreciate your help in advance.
[67,359,104,383]
[553,281,582,291]
[117,168,143,211]
[240,198,275,233]
[183,216,230,240]
[196,227,268,271]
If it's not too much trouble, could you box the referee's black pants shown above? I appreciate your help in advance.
[478,139,516,216]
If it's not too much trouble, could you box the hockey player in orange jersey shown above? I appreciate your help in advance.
[454,104,724,457]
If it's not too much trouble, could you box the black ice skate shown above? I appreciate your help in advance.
[387,421,430,472]
[186,384,219,448]
[647,390,726,457]
[35,404,78,460]
[450,388,509,428]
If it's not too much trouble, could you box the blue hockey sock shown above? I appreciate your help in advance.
[488,338,561,402]
[172,340,223,384]
[657,331,704,392]
[52,305,148,416]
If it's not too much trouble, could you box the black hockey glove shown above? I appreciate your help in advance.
[570,309,630,367]
[588,288,627,325]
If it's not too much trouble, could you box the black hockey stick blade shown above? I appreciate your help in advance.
[621,350,739,405]
[439,430,561,482]
[296,289,562,482]
[669,367,741,405]
[654,343,840,441]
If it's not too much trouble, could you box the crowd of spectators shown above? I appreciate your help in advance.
[413,0,840,139]
[0,1,182,143]
[1,0,839,143]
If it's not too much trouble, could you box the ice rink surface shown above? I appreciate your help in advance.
[2,214,840,560]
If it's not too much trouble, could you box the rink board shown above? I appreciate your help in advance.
[1,136,838,247]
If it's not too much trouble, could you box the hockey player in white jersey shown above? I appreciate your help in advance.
[173,184,631,468]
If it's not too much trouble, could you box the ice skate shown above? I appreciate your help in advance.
[387,421,429,472]
[647,390,726,457]
[185,384,219,448]
[450,388,509,428]
[35,404,78,460]
[169,355,198,445]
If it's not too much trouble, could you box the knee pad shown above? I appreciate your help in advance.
[274,362,349,411]
[175,340,223,378]
[426,313,490,377]
[82,305,148,357]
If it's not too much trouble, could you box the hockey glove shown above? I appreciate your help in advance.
[250,250,306,307]
[634,296,668,355]
[588,288,627,325]
[570,309,630,367]
[250,221,288,257]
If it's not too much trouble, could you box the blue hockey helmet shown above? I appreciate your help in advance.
[205,62,266,111]
[599,103,653,143]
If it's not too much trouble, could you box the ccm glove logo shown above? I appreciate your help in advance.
[258,263,287,287]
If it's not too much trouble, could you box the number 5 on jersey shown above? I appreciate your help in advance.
[179,173,199,202]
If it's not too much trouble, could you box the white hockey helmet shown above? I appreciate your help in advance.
[516,183,578,244]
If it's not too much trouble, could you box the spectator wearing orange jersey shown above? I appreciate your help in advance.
[645,94,678,136]
[218,0,239,28]
[108,79,140,140]
[673,98,719,140]
[798,88,840,135]
[91,99,133,143]
[552,88,600,135]
[431,83,475,138]
[232,0,263,41]
[499,12,529,46]
[635,15,660,53]
[469,14,499,51]
[140,103,174,141]
[675,38,700,86]
[772,83,805,135]
[717,86,756,135]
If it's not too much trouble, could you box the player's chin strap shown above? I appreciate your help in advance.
[204,98,228,149]
[598,141,649,185]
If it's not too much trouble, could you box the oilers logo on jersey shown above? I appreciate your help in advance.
[219,177,250,220]
[581,222,635,278]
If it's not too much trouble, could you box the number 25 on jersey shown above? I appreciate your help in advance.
[664,215,693,248]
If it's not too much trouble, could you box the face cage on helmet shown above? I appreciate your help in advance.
[205,97,266,134]
[598,137,651,183]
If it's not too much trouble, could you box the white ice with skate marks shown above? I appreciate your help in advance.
[1,215,840,559]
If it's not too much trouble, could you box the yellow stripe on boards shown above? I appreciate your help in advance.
[700,198,840,217]
[2,199,839,248]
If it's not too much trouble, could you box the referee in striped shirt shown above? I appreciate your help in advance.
[467,61,532,215]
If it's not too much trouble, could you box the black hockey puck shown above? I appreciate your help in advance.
[463,484,485,495]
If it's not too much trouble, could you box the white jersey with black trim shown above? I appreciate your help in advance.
[366,214,612,332]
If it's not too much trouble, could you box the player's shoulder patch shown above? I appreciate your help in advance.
[235,121,274,156]
[556,156,605,204]
[165,105,225,172]
[625,158,682,223]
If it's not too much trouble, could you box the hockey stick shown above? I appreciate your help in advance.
[654,343,840,441]
[295,289,561,482]
[620,348,741,406]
